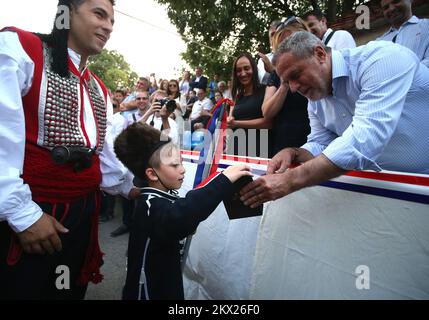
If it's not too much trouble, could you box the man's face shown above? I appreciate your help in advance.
[218,83,226,92]
[197,89,206,101]
[137,79,149,91]
[68,0,114,58]
[381,0,412,28]
[136,92,149,111]
[195,68,202,77]
[276,48,331,101]
[305,15,327,40]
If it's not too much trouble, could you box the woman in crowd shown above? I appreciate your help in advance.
[167,79,186,141]
[227,53,272,157]
[261,17,311,157]
[179,71,191,98]
[159,79,169,92]
[214,90,223,104]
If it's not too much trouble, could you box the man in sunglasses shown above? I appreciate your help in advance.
[303,9,356,50]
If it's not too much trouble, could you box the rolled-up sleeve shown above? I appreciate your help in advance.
[301,102,338,156]
[0,31,44,232]
[322,47,417,171]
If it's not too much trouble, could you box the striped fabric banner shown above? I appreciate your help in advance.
[192,99,233,188]
[182,151,429,205]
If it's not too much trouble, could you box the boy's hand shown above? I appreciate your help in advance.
[222,164,252,183]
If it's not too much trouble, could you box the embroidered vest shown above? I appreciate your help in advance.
[3,27,109,202]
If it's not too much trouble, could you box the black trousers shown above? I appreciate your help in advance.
[0,193,97,300]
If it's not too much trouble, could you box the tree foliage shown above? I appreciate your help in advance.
[89,49,138,91]
[156,0,370,79]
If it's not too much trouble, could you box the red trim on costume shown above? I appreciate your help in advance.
[60,203,71,224]
[79,78,91,148]
[84,81,101,148]
[77,191,104,286]
[2,27,43,149]
[2,28,105,285]
[6,234,22,267]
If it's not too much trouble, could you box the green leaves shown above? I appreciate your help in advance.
[89,49,138,91]
[156,0,371,80]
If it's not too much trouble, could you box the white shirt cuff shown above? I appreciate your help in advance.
[7,200,43,233]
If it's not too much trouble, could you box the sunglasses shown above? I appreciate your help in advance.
[169,84,177,87]
[136,97,149,100]
[276,16,297,32]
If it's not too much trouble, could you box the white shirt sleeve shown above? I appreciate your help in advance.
[203,98,214,111]
[99,97,134,198]
[0,31,44,232]
[166,118,179,145]
[331,30,356,50]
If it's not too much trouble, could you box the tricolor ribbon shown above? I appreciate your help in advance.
[193,99,234,188]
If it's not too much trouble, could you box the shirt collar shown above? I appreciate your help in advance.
[330,50,349,95]
[322,28,334,43]
[67,48,88,74]
[140,187,178,201]
[387,15,419,33]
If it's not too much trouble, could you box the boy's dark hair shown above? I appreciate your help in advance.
[302,9,326,21]
[114,89,126,96]
[114,123,171,179]
[34,0,115,78]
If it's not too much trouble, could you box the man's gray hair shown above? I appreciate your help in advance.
[272,31,328,66]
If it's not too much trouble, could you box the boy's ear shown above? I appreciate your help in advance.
[145,168,158,182]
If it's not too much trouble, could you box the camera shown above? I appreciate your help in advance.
[156,98,177,113]
[51,146,95,173]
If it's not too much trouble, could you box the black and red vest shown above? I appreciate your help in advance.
[5,27,109,203]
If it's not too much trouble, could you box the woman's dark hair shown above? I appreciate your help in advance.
[34,0,115,78]
[231,52,261,101]
[167,79,180,99]
[114,123,171,179]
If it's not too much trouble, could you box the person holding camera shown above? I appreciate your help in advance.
[139,90,179,145]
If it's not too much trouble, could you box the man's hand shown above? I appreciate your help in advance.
[239,172,291,208]
[128,187,141,200]
[240,154,346,208]
[17,213,69,255]
[267,148,298,174]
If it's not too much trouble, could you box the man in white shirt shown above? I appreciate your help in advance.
[377,0,429,67]
[190,89,213,131]
[303,9,356,50]
[240,31,429,207]
[138,90,179,145]
[127,91,151,125]
[0,0,138,299]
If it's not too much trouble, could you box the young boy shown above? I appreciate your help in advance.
[114,123,252,300]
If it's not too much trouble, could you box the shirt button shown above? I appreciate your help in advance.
[342,113,346,117]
